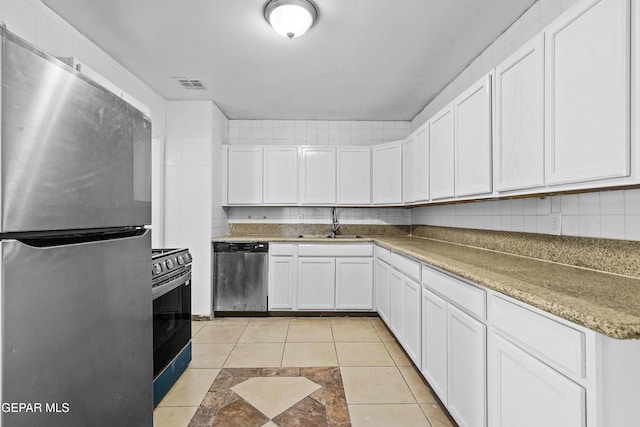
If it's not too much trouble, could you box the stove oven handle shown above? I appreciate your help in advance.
[152,268,191,300]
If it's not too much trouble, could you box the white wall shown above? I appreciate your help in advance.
[165,101,228,316]
[229,119,409,146]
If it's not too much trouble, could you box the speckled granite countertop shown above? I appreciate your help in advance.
[212,234,640,339]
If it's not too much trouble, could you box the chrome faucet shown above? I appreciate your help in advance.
[330,207,340,238]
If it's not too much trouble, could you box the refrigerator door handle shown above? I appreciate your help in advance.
[10,228,147,248]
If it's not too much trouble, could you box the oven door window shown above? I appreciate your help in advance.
[153,279,191,378]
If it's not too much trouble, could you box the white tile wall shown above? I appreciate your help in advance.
[410,0,582,131]
[229,120,410,146]
[411,188,640,241]
[228,207,411,226]
[165,101,229,316]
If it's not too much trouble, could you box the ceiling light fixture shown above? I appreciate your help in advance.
[264,0,318,39]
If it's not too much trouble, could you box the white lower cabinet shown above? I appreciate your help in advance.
[389,269,404,340]
[421,266,487,427]
[374,258,391,323]
[403,275,422,368]
[387,252,422,367]
[268,256,296,310]
[491,333,585,427]
[335,257,373,310]
[271,244,374,311]
[375,245,640,427]
[447,304,486,427]
[421,287,449,404]
[422,287,486,427]
[297,257,335,310]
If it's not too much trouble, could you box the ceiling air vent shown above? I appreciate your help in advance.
[174,78,207,90]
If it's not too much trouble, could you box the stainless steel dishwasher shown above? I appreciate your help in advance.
[213,242,269,314]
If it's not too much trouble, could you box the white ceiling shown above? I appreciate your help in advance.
[41,0,536,120]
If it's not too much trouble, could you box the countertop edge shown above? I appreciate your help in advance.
[212,235,640,339]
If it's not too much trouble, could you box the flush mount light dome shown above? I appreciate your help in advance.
[264,0,319,39]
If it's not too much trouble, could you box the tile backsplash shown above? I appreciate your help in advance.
[228,120,410,146]
[228,207,411,226]
[411,188,640,241]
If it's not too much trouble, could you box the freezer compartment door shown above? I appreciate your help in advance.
[1,230,152,426]
[0,30,151,233]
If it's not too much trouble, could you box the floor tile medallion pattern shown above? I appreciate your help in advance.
[188,367,350,426]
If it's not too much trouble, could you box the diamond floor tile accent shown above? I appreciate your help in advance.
[232,376,321,418]
[188,367,351,426]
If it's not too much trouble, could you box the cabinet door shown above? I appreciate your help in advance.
[494,34,545,192]
[372,141,403,204]
[375,259,391,324]
[421,287,448,405]
[263,147,298,204]
[335,257,373,310]
[403,134,417,203]
[415,125,430,202]
[430,105,455,200]
[337,147,371,205]
[545,0,630,185]
[491,334,585,427]
[227,146,262,204]
[297,257,335,310]
[300,147,336,204]
[448,304,486,427]
[268,256,295,310]
[454,73,493,197]
[389,269,404,340]
[403,276,422,368]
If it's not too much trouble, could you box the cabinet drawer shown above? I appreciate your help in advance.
[492,296,585,378]
[298,244,373,257]
[374,245,390,263]
[270,244,294,256]
[422,266,486,320]
[390,252,421,281]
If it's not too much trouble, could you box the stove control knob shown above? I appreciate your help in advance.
[166,258,175,269]
[177,255,185,265]
[152,263,162,275]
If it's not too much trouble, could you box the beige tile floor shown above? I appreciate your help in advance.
[154,316,455,427]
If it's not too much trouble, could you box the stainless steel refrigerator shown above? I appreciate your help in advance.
[0,29,153,426]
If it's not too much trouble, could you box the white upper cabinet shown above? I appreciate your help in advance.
[337,147,371,205]
[226,146,263,205]
[373,140,403,204]
[415,124,430,202]
[454,73,493,198]
[404,124,430,204]
[263,146,298,204]
[494,34,545,192]
[300,146,337,204]
[430,105,455,200]
[545,0,630,186]
[403,134,417,204]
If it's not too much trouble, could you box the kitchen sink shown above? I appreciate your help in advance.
[296,234,361,239]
